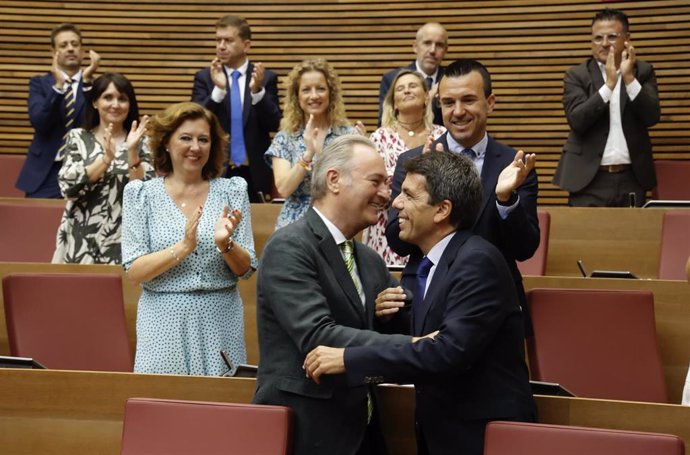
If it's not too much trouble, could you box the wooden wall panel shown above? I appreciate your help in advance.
[1,1,688,205]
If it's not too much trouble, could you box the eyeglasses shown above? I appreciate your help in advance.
[592,33,621,45]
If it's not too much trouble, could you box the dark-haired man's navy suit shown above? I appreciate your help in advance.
[16,73,87,198]
[386,133,540,323]
[345,230,537,455]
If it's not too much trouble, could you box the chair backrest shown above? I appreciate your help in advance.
[517,210,550,276]
[0,201,65,262]
[483,421,685,455]
[120,398,293,455]
[653,160,690,200]
[526,288,667,403]
[0,155,26,197]
[2,273,132,371]
[658,210,690,280]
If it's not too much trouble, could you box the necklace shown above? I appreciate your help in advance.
[396,119,425,137]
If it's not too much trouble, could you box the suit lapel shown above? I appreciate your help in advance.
[589,59,605,91]
[242,62,253,126]
[74,80,86,121]
[354,242,377,326]
[307,210,366,322]
[470,136,503,226]
[415,231,470,334]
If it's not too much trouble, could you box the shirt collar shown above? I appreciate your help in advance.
[59,70,82,83]
[414,61,439,82]
[224,59,249,77]
[313,206,348,245]
[426,231,456,266]
[446,132,488,158]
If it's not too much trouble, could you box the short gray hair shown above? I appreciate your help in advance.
[311,134,377,201]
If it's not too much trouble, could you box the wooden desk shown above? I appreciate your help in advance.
[541,207,671,279]
[1,369,689,455]
[377,384,690,455]
[523,276,690,403]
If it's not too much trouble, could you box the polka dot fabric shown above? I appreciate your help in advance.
[121,177,258,376]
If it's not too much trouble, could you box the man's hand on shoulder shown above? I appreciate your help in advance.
[375,286,408,320]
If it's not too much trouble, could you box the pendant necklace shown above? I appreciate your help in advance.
[396,119,424,137]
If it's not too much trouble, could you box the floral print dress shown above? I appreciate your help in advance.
[264,125,357,230]
[362,125,446,267]
[51,128,155,264]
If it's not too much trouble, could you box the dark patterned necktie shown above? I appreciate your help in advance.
[56,78,75,160]
[413,256,434,326]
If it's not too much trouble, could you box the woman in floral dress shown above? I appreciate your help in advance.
[363,69,445,267]
[52,72,154,264]
[265,58,363,230]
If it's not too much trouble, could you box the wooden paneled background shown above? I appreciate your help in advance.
[1,0,688,205]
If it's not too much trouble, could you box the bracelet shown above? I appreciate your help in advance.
[129,159,141,170]
[169,248,181,262]
[297,157,312,172]
[215,239,235,254]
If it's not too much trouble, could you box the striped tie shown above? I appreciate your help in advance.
[340,240,362,295]
[56,78,76,161]
[339,239,373,422]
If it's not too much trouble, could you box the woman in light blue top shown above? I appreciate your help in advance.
[265,58,362,230]
[121,102,257,376]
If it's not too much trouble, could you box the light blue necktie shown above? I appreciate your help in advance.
[229,70,246,166]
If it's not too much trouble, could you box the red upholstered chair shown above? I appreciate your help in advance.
[0,201,65,262]
[517,210,550,276]
[653,160,690,200]
[658,211,690,280]
[483,421,685,455]
[526,288,667,403]
[0,154,25,197]
[2,273,133,371]
[120,398,293,455]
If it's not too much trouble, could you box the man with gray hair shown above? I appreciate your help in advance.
[305,151,536,455]
[254,134,418,455]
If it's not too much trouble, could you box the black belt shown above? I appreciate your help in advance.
[599,164,630,173]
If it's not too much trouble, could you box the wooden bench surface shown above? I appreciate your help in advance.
[1,369,690,455]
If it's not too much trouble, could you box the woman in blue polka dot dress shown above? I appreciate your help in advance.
[121,102,257,376]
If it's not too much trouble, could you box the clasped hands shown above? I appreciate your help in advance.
[302,286,438,384]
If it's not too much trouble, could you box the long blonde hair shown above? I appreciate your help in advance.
[380,69,434,130]
[279,58,350,133]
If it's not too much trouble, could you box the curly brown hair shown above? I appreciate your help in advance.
[147,102,228,179]
[280,58,350,133]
